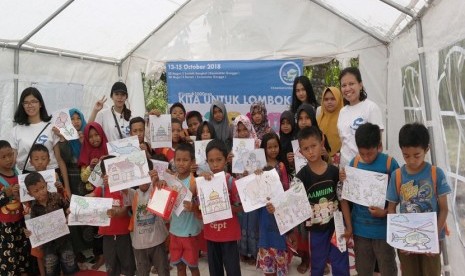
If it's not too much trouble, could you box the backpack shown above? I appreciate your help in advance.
[353,154,393,175]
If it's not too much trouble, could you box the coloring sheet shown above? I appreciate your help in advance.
[162,172,193,216]
[292,140,307,173]
[272,178,312,235]
[387,212,439,254]
[25,209,70,248]
[242,148,266,173]
[149,114,172,148]
[232,138,255,173]
[194,139,212,174]
[107,135,140,156]
[196,171,232,224]
[19,169,57,202]
[334,210,347,252]
[88,161,103,187]
[151,159,170,180]
[236,169,285,212]
[105,150,151,192]
[68,195,113,226]
[52,109,79,140]
[341,166,388,208]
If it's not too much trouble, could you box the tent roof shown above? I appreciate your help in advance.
[0,0,429,64]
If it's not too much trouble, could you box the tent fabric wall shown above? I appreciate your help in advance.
[0,49,15,138]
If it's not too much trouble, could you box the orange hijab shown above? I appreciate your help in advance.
[317,87,344,157]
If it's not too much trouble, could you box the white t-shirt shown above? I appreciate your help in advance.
[337,99,384,167]
[129,187,169,249]
[95,108,132,142]
[10,121,59,172]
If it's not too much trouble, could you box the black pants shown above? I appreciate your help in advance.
[207,240,241,276]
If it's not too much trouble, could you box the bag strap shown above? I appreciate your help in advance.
[396,166,438,197]
[386,156,392,175]
[111,107,124,140]
[353,155,361,168]
[23,122,51,171]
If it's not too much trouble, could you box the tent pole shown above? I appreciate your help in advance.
[416,18,450,276]
[378,0,416,18]
[13,49,19,118]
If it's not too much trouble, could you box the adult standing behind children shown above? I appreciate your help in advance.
[290,76,319,114]
[337,67,384,167]
[88,81,133,142]
[11,87,71,196]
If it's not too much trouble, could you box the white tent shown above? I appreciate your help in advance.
[1,0,465,274]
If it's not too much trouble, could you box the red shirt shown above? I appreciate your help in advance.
[95,185,130,236]
[0,173,22,223]
[203,174,241,242]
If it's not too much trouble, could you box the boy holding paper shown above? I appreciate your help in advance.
[340,123,399,276]
[24,172,78,276]
[296,127,351,275]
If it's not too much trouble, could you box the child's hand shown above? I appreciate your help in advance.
[266,200,275,214]
[254,169,263,175]
[11,185,20,198]
[342,225,353,242]
[199,172,214,181]
[55,181,64,191]
[148,109,161,116]
[148,170,159,182]
[183,200,193,212]
[339,168,346,182]
[368,206,387,218]
[227,152,234,164]
[107,208,116,218]
[287,152,294,164]
[93,96,107,112]
[24,228,32,238]
[154,180,167,189]
[103,175,109,186]
[242,170,249,177]
[191,163,198,174]
[3,186,13,197]
[90,158,99,169]
[286,231,297,250]
[140,143,148,151]
[52,126,65,141]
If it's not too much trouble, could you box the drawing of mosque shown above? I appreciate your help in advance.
[200,186,230,214]
[151,123,171,142]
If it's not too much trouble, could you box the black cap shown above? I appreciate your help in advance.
[111,81,128,96]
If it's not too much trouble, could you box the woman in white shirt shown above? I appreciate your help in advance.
[337,67,384,167]
[11,87,71,196]
[88,81,133,142]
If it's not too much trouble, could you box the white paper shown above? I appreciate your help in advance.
[52,109,79,140]
[105,150,151,192]
[149,114,172,148]
[196,171,233,224]
[341,166,388,208]
[148,188,172,216]
[163,172,193,216]
[236,169,285,212]
[107,135,140,156]
[68,195,113,226]
[194,139,212,174]
[232,138,255,173]
[19,169,57,202]
[272,179,313,235]
[291,140,307,173]
[242,148,267,173]
[334,210,347,252]
[25,209,70,248]
[387,212,439,254]
[151,159,170,180]
[88,161,103,187]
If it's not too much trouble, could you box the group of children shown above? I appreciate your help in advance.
[0,80,450,276]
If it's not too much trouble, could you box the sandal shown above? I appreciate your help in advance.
[297,262,309,274]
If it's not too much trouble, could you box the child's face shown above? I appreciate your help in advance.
[172,123,182,144]
[237,122,250,138]
[88,128,102,148]
[358,145,381,164]
[280,119,292,134]
[298,111,312,129]
[265,138,280,161]
[171,107,185,122]
[213,106,224,122]
[201,125,212,140]
[299,136,323,163]
[187,117,201,136]
[323,90,337,113]
[401,146,428,172]
[295,82,308,102]
[27,180,48,202]
[130,122,145,143]
[252,108,263,125]
[0,147,15,171]
[207,148,226,173]
[175,150,193,176]
[71,113,82,130]
[30,151,50,171]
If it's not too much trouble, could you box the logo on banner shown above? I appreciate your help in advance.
[279,61,301,85]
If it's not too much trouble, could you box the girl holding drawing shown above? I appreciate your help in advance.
[279,110,297,178]
[208,100,233,151]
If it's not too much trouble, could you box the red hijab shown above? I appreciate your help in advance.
[78,122,109,167]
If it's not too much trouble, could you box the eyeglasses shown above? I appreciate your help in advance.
[22,100,40,107]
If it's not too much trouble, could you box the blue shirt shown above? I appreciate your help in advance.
[257,207,287,250]
[349,153,399,239]
[386,162,451,239]
[169,175,202,237]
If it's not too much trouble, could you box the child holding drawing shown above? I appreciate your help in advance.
[154,118,184,172]
[339,123,399,276]
[87,155,135,276]
[0,140,30,275]
[129,116,152,159]
[387,123,450,276]
[24,172,78,276]
[200,139,242,275]
[296,127,351,275]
